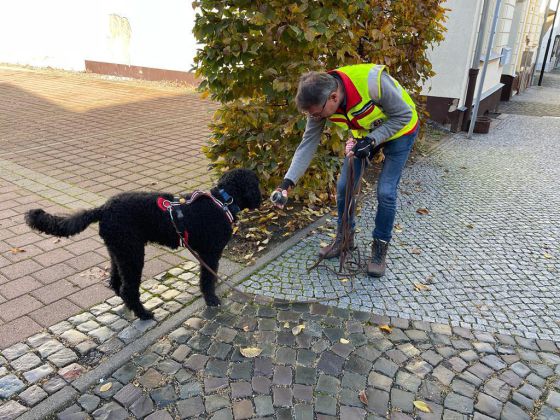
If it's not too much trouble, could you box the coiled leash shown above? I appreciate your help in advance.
[299,155,367,304]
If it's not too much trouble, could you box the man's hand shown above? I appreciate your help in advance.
[345,138,356,157]
[352,137,374,159]
[270,188,288,208]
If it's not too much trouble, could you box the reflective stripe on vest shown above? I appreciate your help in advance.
[327,64,418,141]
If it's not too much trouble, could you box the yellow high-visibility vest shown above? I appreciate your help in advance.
[328,64,418,140]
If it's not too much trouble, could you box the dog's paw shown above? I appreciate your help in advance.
[205,295,221,307]
[136,308,155,320]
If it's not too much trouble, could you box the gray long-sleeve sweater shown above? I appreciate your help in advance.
[285,68,413,185]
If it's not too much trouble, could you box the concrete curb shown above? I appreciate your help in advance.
[17,212,327,419]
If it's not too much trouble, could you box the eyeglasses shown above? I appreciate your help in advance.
[305,91,334,120]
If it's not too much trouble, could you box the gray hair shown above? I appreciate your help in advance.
[295,72,338,112]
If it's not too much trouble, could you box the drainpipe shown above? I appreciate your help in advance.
[462,0,491,131]
[468,0,503,138]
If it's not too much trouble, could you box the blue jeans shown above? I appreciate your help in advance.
[337,129,417,242]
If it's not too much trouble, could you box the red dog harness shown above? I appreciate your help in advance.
[157,191,235,247]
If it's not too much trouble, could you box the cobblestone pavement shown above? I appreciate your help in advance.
[0,262,209,418]
[241,109,560,342]
[38,294,560,420]
[498,69,560,117]
[0,66,219,347]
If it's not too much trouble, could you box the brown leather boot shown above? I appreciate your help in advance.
[367,238,389,277]
[319,226,355,259]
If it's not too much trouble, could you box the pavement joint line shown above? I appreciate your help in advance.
[14,212,329,419]
[0,115,201,157]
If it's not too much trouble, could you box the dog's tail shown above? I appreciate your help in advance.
[25,207,103,238]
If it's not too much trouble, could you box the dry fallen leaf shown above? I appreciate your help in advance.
[414,400,432,413]
[292,324,305,336]
[394,224,403,233]
[465,224,474,229]
[410,248,422,255]
[340,278,349,283]
[373,150,385,163]
[416,208,430,215]
[340,338,350,344]
[544,253,553,259]
[242,325,250,332]
[240,347,262,358]
[283,322,290,328]
[319,242,329,248]
[359,390,368,405]
[53,238,61,244]
[379,325,392,334]
[414,283,431,292]
[10,247,25,254]
[243,253,254,260]
[99,382,112,392]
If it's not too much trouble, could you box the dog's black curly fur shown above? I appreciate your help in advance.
[25,169,262,320]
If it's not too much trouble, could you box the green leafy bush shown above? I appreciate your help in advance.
[193,0,447,203]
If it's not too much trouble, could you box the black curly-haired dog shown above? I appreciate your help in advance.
[25,169,261,320]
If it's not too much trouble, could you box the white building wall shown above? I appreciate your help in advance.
[420,0,484,106]
[0,0,198,72]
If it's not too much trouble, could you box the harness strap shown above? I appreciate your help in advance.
[157,191,235,247]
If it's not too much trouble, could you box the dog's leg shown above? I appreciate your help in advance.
[108,252,122,296]
[108,241,154,320]
[198,252,221,306]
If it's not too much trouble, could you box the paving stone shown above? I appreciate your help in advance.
[433,365,455,386]
[273,365,292,385]
[150,384,177,407]
[23,364,54,383]
[11,352,41,371]
[0,401,27,419]
[366,388,389,416]
[93,381,123,400]
[254,395,275,417]
[112,362,137,384]
[43,376,67,394]
[113,383,143,407]
[273,387,293,407]
[451,379,476,398]
[230,361,253,380]
[316,394,337,415]
[2,342,30,360]
[395,371,421,393]
[19,384,48,406]
[179,381,203,398]
[205,376,229,393]
[130,395,155,418]
[518,383,542,400]
[92,402,128,420]
[48,348,78,367]
[37,339,65,358]
[444,392,474,414]
[391,388,414,412]
[60,329,89,346]
[317,351,345,375]
[475,393,504,417]
[317,374,340,395]
[27,332,52,348]
[232,399,254,419]
[200,395,225,414]
[501,401,530,420]
[546,390,560,409]
[77,394,101,413]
